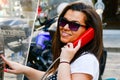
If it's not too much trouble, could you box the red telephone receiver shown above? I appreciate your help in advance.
[73,27,94,48]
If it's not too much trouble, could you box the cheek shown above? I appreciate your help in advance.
[71,34,80,41]
[59,27,86,43]
[60,31,79,43]
[72,27,87,41]
[60,33,81,43]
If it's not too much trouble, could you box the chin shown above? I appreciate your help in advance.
[61,38,68,43]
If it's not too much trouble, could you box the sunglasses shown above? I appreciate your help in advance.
[59,17,86,31]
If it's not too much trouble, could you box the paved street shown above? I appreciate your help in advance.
[102,30,120,80]
[102,52,120,80]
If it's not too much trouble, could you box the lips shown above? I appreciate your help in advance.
[61,31,71,37]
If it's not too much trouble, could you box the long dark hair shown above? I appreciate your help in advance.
[51,2,103,72]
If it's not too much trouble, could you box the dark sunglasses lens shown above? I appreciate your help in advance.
[59,18,67,27]
[69,23,80,31]
[59,17,81,31]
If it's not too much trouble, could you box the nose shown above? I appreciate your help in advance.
[63,24,70,30]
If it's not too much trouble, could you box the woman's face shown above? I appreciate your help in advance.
[59,9,87,43]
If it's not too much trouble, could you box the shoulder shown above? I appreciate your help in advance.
[70,52,99,80]
[72,52,99,65]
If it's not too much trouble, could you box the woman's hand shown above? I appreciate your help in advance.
[1,55,45,80]
[60,40,81,62]
[0,55,26,74]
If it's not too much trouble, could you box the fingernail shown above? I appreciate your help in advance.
[4,68,8,72]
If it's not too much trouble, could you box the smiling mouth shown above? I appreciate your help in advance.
[61,31,72,37]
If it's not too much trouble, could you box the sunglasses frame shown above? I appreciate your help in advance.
[59,17,86,31]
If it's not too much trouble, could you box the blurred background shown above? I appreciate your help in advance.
[0,0,38,80]
[0,0,120,80]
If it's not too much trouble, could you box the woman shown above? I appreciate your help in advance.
[1,2,103,80]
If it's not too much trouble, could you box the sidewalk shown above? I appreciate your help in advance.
[102,29,120,80]
[102,52,120,80]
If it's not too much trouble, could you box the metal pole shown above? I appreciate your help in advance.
[0,35,5,80]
